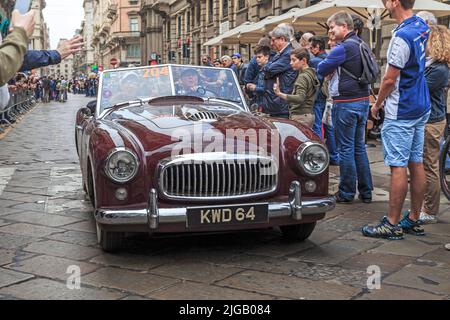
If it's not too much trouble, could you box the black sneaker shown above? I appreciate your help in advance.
[399,211,425,236]
[335,193,354,204]
[358,194,372,204]
[362,216,404,240]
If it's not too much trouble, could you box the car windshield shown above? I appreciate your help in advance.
[98,65,245,113]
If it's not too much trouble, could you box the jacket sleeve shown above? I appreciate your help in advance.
[19,50,62,72]
[286,76,308,105]
[425,65,447,92]
[264,53,292,79]
[244,60,259,84]
[255,73,266,95]
[255,83,265,95]
[0,28,28,86]
[317,45,346,77]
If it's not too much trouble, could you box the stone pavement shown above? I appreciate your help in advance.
[0,95,449,300]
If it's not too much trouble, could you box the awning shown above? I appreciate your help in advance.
[203,21,257,46]
[204,0,450,46]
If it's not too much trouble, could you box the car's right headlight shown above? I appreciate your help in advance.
[296,142,329,176]
[105,148,139,183]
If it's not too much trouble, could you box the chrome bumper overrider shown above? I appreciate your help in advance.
[95,181,336,228]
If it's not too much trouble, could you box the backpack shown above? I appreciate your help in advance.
[341,38,380,86]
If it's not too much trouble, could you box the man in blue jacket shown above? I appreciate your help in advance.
[263,25,298,118]
[317,11,373,204]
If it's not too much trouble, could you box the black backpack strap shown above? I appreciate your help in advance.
[340,37,364,83]
[341,66,360,81]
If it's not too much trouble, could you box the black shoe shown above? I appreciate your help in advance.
[358,194,372,204]
[335,193,354,203]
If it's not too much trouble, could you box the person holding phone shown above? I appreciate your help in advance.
[1,0,83,83]
[0,9,35,86]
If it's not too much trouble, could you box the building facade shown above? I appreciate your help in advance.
[91,0,142,70]
[77,0,96,75]
[139,0,317,66]
[30,0,49,51]
[30,0,50,75]
[88,0,450,67]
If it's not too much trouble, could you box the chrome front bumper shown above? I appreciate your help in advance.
[95,181,336,228]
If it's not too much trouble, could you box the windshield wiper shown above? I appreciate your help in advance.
[205,97,244,110]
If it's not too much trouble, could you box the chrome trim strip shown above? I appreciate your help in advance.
[290,181,302,220]
[147,188,158,229]
[95,196,336,226]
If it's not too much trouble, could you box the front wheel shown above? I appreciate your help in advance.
[280,222,316,241]
[96,222,123,252]
[440,135,450,201]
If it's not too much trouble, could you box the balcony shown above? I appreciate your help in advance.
[111,31,141,39]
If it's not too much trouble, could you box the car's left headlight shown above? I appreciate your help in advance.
[296,142,329,176]
[105,148,139,183]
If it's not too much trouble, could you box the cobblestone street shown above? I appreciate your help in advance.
[0,95,450,300]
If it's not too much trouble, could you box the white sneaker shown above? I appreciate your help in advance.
[445,243,450,251]
[419,212,438,224]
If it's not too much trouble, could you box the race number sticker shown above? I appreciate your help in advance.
[143,66,169,78]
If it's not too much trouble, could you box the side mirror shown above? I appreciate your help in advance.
[249,103,259,112]
[86,100,97,115]
[80,107,92,117]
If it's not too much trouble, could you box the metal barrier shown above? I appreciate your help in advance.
[0,88,36,134]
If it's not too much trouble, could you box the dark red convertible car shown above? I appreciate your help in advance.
[75,64,335,252]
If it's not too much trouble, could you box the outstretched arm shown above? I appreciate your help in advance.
[19,35,83,71]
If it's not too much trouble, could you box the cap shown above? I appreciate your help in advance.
[181,68,199,78]
[231,53,241,59]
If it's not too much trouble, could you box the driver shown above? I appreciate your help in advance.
[176,68,204,97]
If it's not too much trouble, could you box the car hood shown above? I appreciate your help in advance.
[105,104,282,152]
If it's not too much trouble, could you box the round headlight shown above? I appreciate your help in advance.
[105,149,139,183]
[296,142,329,176]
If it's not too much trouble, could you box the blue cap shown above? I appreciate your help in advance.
[231,53,241,59]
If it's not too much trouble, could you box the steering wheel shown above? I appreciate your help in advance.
[196,86,217,98]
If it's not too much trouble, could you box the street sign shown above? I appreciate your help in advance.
[110,58,118,66]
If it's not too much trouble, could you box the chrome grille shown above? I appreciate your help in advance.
[186,111,219,121]
[159,154,278,200]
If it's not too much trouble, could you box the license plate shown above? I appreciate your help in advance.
[186,203,269,228]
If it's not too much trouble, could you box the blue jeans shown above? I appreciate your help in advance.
[312,98,339,163]
[333,99,373,199]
